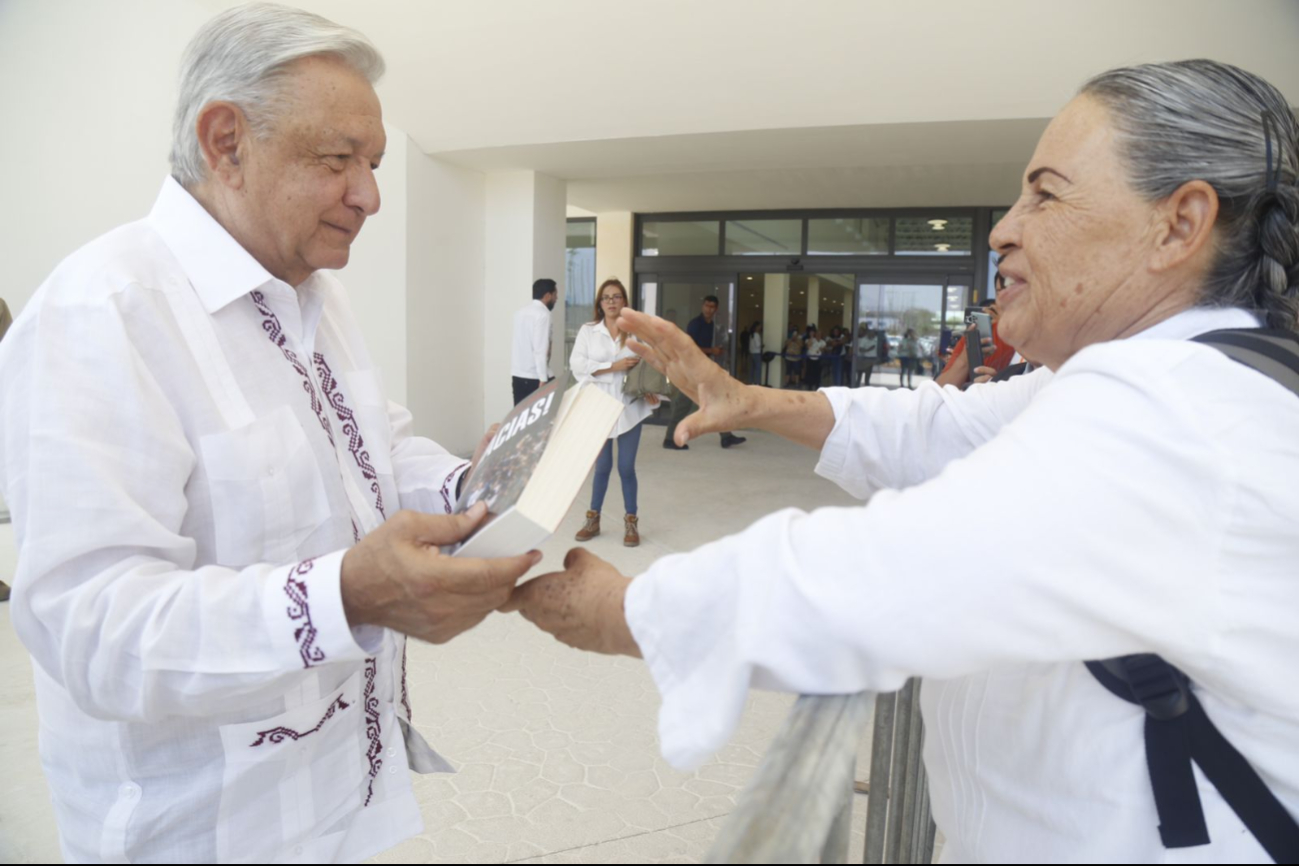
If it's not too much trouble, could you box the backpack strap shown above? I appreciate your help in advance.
[1191,327,1299,398]
[1085,327,1299,863]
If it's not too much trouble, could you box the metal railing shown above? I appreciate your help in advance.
[707,680,935,864]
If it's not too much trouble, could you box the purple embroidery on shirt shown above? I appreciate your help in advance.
[400,641,412,722]
[313,353,386,521]
[249,696,351,746]
[440,467,461,515]
[285,559,325,669]
[250,291,335,448]
[363,657,383,807]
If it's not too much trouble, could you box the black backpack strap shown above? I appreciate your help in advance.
[1086,656,1210,848]
[1188,691,1299,864]
[1191,328,1299,398]
[1085,327,1299,860]
[1087,655,1299,861]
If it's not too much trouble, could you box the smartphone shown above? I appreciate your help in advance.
[965,326,985,378]
[969,311,994,346]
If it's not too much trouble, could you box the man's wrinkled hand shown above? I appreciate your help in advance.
[341,503,541,645]
[501,548,641,657]
[619,309,751,445]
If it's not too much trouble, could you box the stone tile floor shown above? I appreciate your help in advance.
[0,430,907,863]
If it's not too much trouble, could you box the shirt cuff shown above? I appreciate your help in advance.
[625,563,748,772]
[265,549,381,671]
[442,461,473,514]
[813,386,855,483]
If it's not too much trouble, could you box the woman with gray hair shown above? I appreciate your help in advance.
[510,59,1299,863]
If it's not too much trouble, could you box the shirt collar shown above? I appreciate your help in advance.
[147,176,282,314]
[1129,306,1261,342]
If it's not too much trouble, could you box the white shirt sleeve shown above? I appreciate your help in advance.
[388,400,472,515]
[3,299,375,724]
[625,354,1227,769]
[814,368,1052,498]
[533,305,552,382]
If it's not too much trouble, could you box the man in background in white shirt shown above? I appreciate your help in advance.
[0,5,538,862]
[512,278,557,404]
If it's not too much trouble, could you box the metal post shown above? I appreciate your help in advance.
[820,761,855,864]
[863,690,897,864]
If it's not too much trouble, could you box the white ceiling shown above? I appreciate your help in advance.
[199,0,1299,213]
[439,117,1049,211]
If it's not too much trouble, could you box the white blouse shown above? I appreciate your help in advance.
[569,320,658,438]
[625,307,1299,863]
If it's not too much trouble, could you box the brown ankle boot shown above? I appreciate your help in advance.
[575,510,600,541]
[623,514,640,547]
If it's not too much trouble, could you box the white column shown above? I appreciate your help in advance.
[405,148,487,455]
[763,274,789,386]
[806,276,821,333]
[484,170,568,428]
[595,211,634,296]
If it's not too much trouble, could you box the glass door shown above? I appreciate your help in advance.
[656,275,738,375]
[643,274,737,421]
[853,276,971,388]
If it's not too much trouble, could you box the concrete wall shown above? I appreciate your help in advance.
[0,0,209,317]
[482,171,568,428]
[595,211,635,299]
[406,151,487,455]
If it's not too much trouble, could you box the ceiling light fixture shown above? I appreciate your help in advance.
[934,243,951,252]
[928,219,948,231]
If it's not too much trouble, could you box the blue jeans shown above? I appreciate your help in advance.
[750,354,763,385]
[591,422,643,514]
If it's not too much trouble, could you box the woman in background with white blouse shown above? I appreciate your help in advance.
[569,279,661,547]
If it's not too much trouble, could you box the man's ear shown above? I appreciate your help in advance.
[194,101,249,188]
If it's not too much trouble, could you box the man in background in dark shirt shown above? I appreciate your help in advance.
[663,296,747,450]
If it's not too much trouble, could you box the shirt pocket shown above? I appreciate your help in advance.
[341,369,394,477]
[216,671,364,859]
[200,405,331,567]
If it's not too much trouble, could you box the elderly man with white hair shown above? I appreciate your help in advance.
[0,4,538,862]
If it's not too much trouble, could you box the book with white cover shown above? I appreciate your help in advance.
[451,380,625,558]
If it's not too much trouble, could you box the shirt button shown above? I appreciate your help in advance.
[119,784,136,799]
[294,844,304,856]
[388,766,397,775]
[386,747,395,757]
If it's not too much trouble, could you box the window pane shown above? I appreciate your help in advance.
[724,219,801,255]
[640,220,720,256]
[854,283,947,387]
[894,216,973,256]
[563,219,597,378]
[807,218,889,255]
[566,220,596,249]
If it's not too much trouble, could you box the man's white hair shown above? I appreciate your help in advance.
[169,2,385,188]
